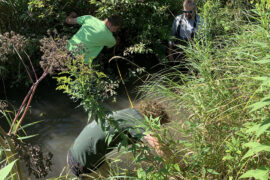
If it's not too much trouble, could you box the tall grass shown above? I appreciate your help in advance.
[140,1,270,179]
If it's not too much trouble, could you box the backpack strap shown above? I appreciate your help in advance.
[176,14,184,38]
[191,14,197,39]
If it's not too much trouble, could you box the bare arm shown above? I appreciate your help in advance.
[65,12,78,25]
[144,134,164,156]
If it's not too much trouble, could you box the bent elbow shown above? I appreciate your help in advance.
[65,18,70,24]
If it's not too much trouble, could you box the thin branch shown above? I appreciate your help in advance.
[8,85,35,135]
[24,50,37,81]
[14,84,38,135]
[14,67,49,135]
[168,8,176,18]
[13,46,33,83]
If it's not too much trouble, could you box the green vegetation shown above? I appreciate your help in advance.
[55,55,119,122]
[140,0,270,179]
[1,0,270,179]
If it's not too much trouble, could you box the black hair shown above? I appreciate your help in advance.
[135,100,169,125]
[108,15,122,27]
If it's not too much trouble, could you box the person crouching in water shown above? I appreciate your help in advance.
[67,101,169,179]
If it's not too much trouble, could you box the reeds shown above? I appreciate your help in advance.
[139,2,270,179]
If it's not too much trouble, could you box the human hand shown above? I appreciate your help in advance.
[144,134,164,156]
[69,12,77,18]
[116,36,120,45]
[66,12,78,25]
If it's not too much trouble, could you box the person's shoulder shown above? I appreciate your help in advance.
[196,14,202,20]
[78,15,101,23]
[113,108,133,116]
[84,120,98,129]
[77,15,91,19]
[196,14,203,24]
[112,108,143,120]
[175,14,184,21]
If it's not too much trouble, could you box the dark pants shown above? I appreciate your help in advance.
[169,40,188,62]
[68,151,100,177]
[167,45,190,74]
[171,47,185,62]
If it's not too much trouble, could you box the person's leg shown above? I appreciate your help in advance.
[67,151,84,177]
[79,162,110,180]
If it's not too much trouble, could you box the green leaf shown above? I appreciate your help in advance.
[246,124,260,134]
[245,118,270,137]
[207,169,220,175]
[174,164,180,172]
[18,120,43,131]
[106,134,113,146]
[249,98,270,112]
[146,166,154,173]
[0,159,17,180]
[17,134,38,140]
[252,77,270,86]
[137,168,147,179]
[222,155,233,161]
[88,111,92,123]
[240,167,270,180]
[242,142,270,159]
[254,55,270,64]
[0,66,6,71]
[256,118,270,138]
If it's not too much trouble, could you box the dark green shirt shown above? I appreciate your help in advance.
[70,108,145,169]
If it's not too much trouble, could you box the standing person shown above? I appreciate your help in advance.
[168,0,202,61]
[65,12,121,63]
[67,102,168,179]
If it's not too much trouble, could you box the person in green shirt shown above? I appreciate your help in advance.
[65,12,121,63]
[67,103,168,178]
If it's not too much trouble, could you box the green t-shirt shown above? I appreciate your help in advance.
[68,15,116,63]
[70,108,145,169]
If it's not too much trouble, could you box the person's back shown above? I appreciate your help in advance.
[65,13,121,63]
[68,108,145,177]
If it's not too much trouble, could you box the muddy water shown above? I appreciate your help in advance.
[15,84,136,179]
[4,80,187,179]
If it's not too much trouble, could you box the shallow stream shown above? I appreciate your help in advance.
[2,78,186,179]
[5,82,135,179]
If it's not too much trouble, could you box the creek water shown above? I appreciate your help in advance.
[3,81,137,179]
[2,76,187,179]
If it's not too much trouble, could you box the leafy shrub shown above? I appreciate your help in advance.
[55,55,119,122]
[0,31,32,86]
